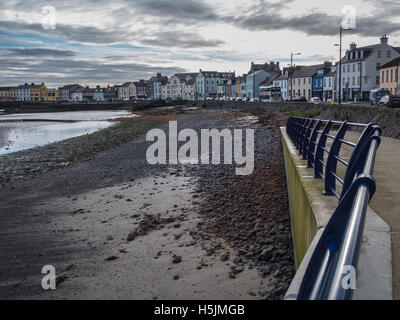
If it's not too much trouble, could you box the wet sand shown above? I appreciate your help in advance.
[0,107,294,300]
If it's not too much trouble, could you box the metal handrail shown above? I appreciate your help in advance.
[285,117,382,300]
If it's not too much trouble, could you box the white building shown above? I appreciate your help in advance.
[182,78,196,100]
[273,73,288,100]
[17,84,31,101]
[196,70,235,99]
[338,35,400,101]
[71,88,84,102]
[323,66,336,101]
[118,82,136,101]
[163,73,197,100]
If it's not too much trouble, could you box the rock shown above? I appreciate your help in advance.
[221,252,230,261]
[105,256,119,261]
[260,266,271,277]
[173,274,180,280]
[259,247,273,261]
[172,255,182,264]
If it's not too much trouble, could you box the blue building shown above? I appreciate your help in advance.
[312,62,332,99]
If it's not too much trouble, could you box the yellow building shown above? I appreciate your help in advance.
[46,88,59,101]
[29,83,48,101]
[379,57,400,95]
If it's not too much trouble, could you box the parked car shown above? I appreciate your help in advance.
[293,96,307,102]
[370,89,391,105]
[310,97,321,104]
[243,97,250,102]
[235,97,242,102]
[378,95,400,108]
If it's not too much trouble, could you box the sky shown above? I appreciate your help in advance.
[1,0,400,87]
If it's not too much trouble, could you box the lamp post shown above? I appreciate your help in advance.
[337,26,354,104]
[290,52,302,101]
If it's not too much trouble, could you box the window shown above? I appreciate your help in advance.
[378,50,382,58]
[377,63,381,70]
[376,76,380,85]
[382,71,385,83]
[387,50,391,58]
[343,65,346,73]
[352,77,355,85]
[387,70,389,83]
[353,64,356,72]
[391,69,393,83]
[348,65,350,72]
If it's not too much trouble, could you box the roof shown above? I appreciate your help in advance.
[71,88,85,94]
[247,69,270,77]
[61,84,82,90]
[174,73,198,81]
[185,78,196,85]
[259,72,281,86]
[274,73,288,81]
[292,64,324,78]
[0,86,18,90]
[379,56,400,69]
[199,71,235,78]
[121,82,133,87]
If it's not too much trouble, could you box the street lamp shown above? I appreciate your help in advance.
[337,26,354,104]
[290,52,302,101]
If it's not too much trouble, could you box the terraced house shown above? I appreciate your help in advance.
[339,35,400,101]
[379,56,400,95]
[196,70,235,99]
[291,64,323,101]
[0,86,17,101]
[163,73,197,100]
[118,82,136,101]
[59,84,84,101]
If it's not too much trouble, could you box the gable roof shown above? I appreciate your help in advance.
[292,64,324,78]
[379,56,400,69]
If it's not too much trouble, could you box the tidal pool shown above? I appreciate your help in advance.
[0,121,114,155]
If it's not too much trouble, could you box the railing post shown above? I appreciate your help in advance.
[298,119,310,152]
[303,119,316,160]
[341,126,382,199]
[295,118,305,150]
[314,120,332,179]
[324,122,348,195]
[307,120,322,168]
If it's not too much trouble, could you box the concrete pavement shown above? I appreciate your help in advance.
[344,132,400,299]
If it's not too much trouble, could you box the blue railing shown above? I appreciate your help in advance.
[286,116,382,300]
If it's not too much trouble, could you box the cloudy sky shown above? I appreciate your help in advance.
[1,0,400,87]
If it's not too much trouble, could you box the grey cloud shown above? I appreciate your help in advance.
[131,0,217,22]
[0,54,185,85]
[6,48,76,57]
[141,31,225,48]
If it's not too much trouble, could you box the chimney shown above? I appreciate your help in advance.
[350,42,357,50]
[380,34,388,44]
